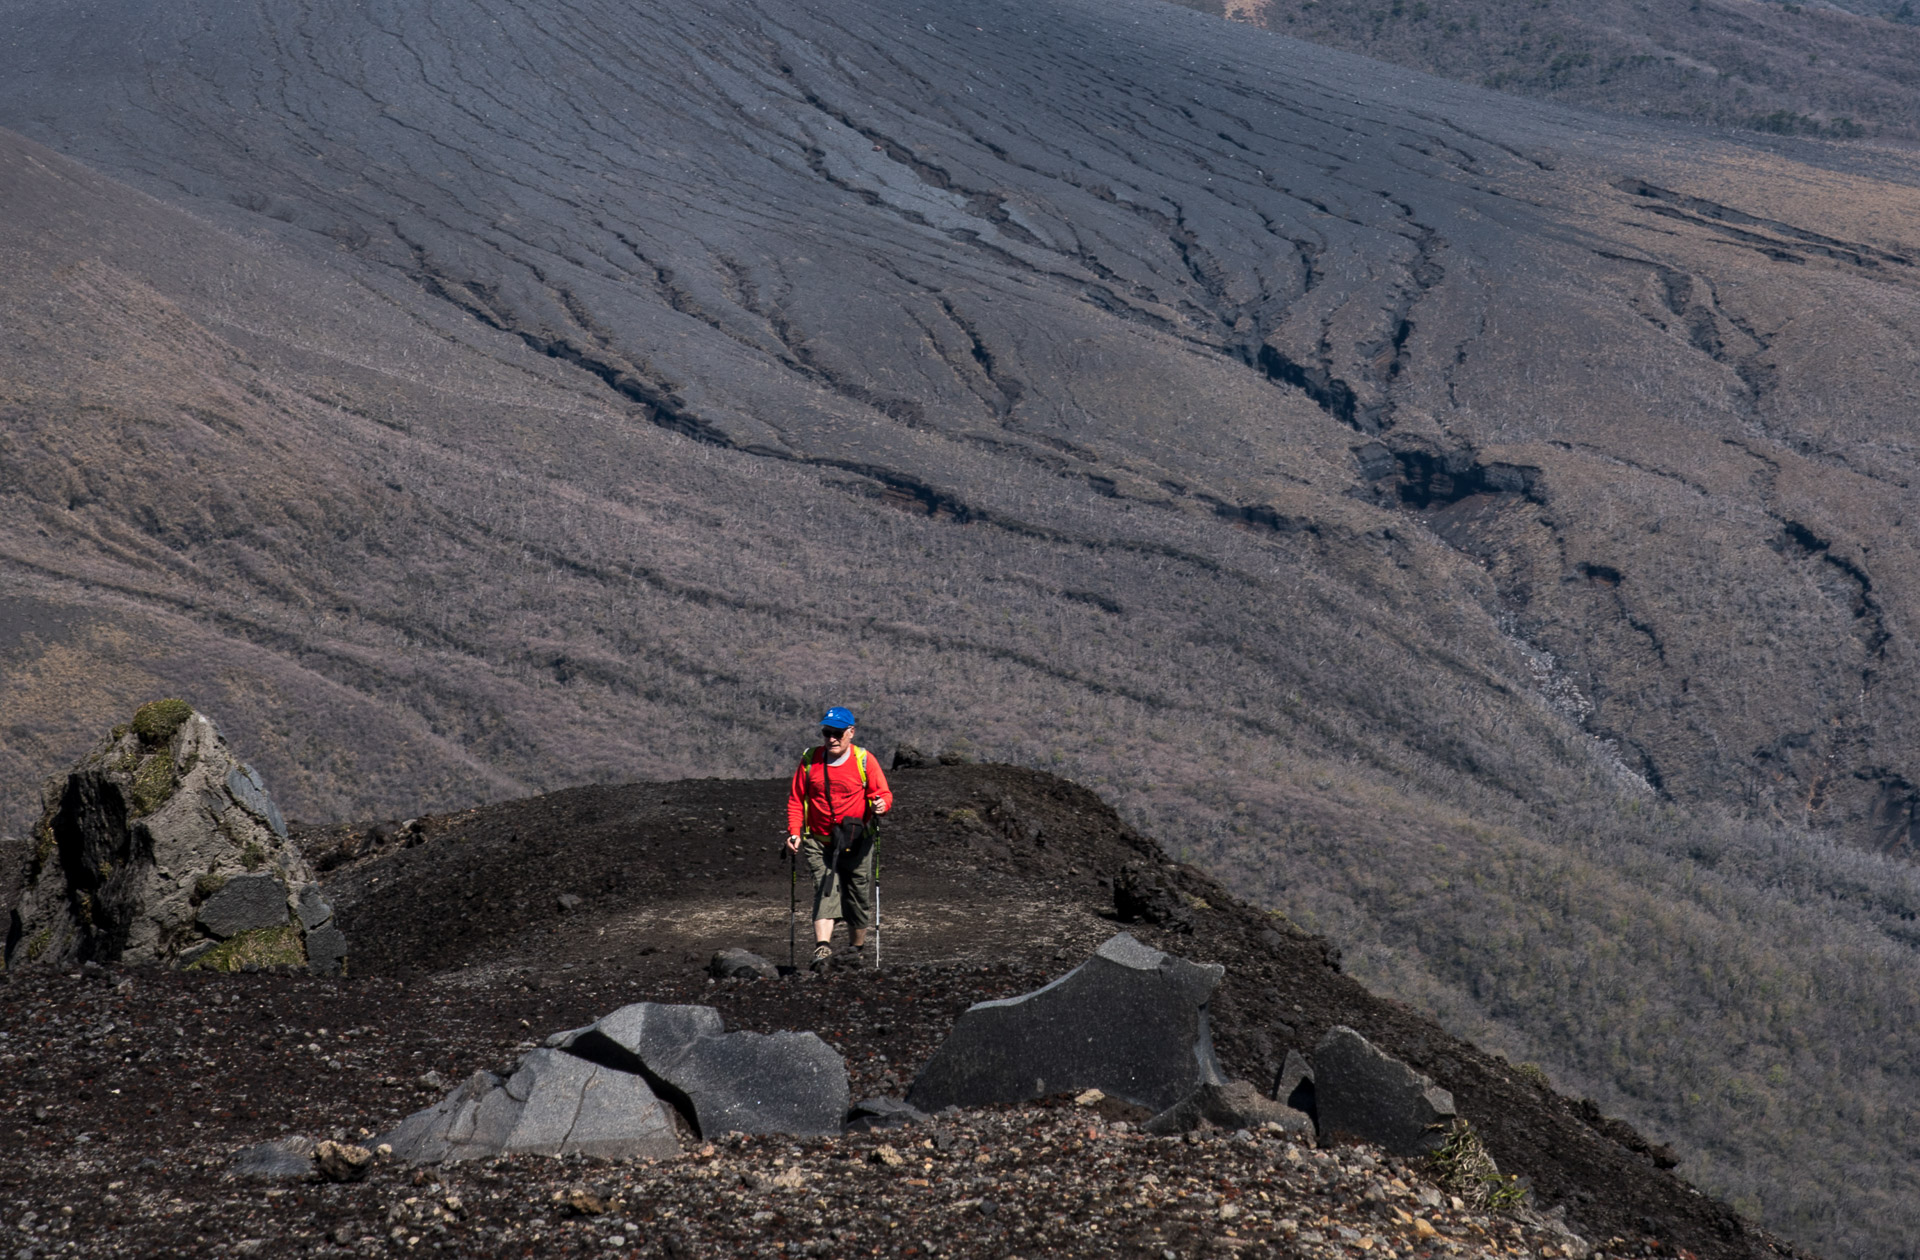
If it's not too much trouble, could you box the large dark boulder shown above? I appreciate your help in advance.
[4,701,346,973]
[1314,1026,1456,1155]
[906,932,1225,1113]
[197,873,291,938]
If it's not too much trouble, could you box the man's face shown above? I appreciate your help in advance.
[822,725,855,756]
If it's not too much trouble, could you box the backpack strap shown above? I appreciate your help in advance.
[800,745,869,836]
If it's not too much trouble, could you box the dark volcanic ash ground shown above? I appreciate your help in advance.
[0,766,1789,1260]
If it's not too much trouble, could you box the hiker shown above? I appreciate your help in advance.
[784,707,893,970]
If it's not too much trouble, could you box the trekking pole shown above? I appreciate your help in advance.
[788,846,797,973]
[869,803,882,973]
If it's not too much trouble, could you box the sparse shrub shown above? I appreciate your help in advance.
[192,872,227,903]
[1429,1119,1527,1211]
[241,841,268,871]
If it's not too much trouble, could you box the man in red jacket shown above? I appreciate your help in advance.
[785,707,894,970]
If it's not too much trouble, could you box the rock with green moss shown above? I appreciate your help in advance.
[3,701,346,975]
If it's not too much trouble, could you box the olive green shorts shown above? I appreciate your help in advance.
[802,831,876,928]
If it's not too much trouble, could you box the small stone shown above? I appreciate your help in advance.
[708,948,778,981]
[295,884,334,931]
[231,1135,316,1179]
[306,925,349,976]
[1416,1219,1440,1238]
[558,1187,610,1215]
[870,1145,905,1167]
[845,1097,930,1132]
[314,1140,374,1182]
[556,893,583,913]
[1073,1088,1106,1106]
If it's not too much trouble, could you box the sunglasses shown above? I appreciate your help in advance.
[821,727,850,739]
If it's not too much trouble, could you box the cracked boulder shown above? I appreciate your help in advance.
[557,1002,848,1138]
[378,1052,681,1164]
[384,1002,847,1161]
[906,932,1225,1113]
[1314,1026,1456,1155]
[3,700,346,973]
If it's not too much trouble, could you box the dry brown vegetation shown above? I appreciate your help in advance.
[1177,0,1920,137]
[5,0,1920,1252]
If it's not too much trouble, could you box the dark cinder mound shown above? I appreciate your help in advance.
[307,765,1782,1260]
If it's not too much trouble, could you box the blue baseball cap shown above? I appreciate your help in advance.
[820,706,858,730]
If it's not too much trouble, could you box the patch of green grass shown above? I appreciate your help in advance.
[129,747,177,818]
[130,698,194,745]
[25,927,52,962]
[187,924,304,972]
[193,872,228,902]
[1514,1062,1551,1090]
[241,842,267,871]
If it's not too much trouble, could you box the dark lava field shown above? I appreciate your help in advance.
[4,0,1920,1254]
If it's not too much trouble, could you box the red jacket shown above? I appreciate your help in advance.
[787,745,893,837]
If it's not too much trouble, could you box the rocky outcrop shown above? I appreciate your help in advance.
[907,932,1226,1113]
[3,700,346,973]
[1314,1026,1456,1155]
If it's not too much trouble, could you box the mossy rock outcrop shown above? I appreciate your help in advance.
[3,701,346,974]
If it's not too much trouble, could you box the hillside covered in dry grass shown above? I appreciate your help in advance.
[5,0,1920,1252]
[1174,0,1920,138]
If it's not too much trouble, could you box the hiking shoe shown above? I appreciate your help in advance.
[810,943,833,972]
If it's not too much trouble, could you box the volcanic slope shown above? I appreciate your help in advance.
[1170,0,1920,139]
[6,0,1920,1253]
[0,765,1796,1260]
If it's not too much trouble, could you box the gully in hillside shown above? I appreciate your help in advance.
[784,707,894,972]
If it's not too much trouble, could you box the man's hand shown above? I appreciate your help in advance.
[870,798,889,815]
[785,833,802,854]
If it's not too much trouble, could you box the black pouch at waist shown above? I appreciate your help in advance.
[825,816,871,872]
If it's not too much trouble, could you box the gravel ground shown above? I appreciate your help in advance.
[0,962,1605,1260]
[0,764,1798,1259]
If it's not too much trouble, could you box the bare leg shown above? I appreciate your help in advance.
[813,918,835,944]
[850,928,868,948]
